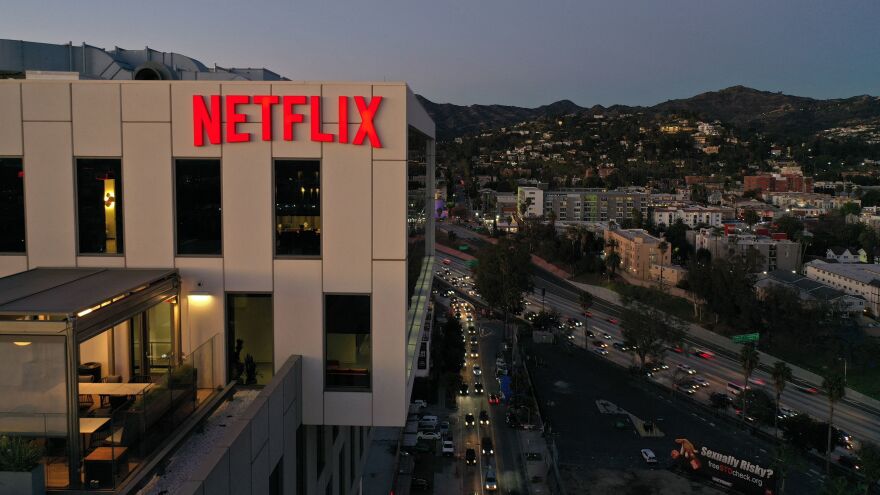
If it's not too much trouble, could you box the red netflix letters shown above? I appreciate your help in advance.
[192,94,383,148]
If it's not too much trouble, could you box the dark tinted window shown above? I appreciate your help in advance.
[176,159,221,255]
[76,159,123,254]
[275,160,320,256]
[325,295,371,389]
[0,158,25,253]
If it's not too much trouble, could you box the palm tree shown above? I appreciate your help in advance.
[771,361,793,440]
[657,240,669,290]
[739,344,760,426]
[823,368,847,474]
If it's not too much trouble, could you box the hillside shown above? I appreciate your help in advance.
[418,86,880,140]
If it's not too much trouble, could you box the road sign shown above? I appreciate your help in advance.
[731,333,759,344]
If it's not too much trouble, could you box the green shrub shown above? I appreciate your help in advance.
[0,435,42,472]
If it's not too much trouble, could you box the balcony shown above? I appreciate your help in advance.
[0,268,219,492]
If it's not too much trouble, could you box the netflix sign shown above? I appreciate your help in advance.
[192,94,383,148]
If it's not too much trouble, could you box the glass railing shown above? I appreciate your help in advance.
[76,334,217,491]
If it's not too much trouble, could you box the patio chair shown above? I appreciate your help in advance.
[100,375,124,409]
[79,374,95,413]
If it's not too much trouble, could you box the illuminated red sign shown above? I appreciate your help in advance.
[192,95,383,148]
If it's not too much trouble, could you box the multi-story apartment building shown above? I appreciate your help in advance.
[604,227,671,280]
[766,192,860,213]
[517,186,544,218]
[692,229,801,272]
[744,173,814,194]
[526,188,650,223]
[652,206,734,228]
[804,261,880,316]
[0,40,434,494]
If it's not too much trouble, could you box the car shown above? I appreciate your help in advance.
[838,455,861,471]
[607,317,619,324]
[484,467,498,491]
[567,318,582,327]
[481,437,494,455]
[479,410,490,425]
[466,314,473,322]
[495,357,506,367]
[612,342,630,352]
[777,407,797,420]
[602,332,612,340]
[488,394,501,405]
[470,345,479,358]
[468,326,477,335]
[442,258,451,265]
[641,448,658,464]
[692,376,710,387]
[473,365,482,376]
[693,349,715,359]
[442,439,455,456]
[797,385,819,395]
[465,448,477,465]
[668,345,684,353]
[454,311,461,319]
[710,392,734,408]
[585,330,595,338]
[469,336,478,345]
[417,431,441,440]
[524,311,537,321]
[459,383,469,396]
[465,413,475,426]
[593,348,609,356]
[411,399,427,409]
[592,340,608,348]
[474,382,484,394]
[677,364,697,375]
[412,478,431,491]
[439,421,450,435]
[584,311,593,318]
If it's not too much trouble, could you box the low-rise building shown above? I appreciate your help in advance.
[652,206,734,228]
[605,227,671,280]
[517,186,544,218]
[755,270,866,314]
[649,263,688,287]
[692,229,802,272]
[803,261,880,316]
[826,247,861,263]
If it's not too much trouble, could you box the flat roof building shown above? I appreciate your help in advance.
[804,261,880,317]
[0,41,435,494]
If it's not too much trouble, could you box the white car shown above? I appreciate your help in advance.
[441,440,455,456]
[417,431,441,440]
[473,365,482,376]
[641,448,658,464]
[411,400,427,409]
[677,364,697,375]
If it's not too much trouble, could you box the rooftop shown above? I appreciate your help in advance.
[609,228,662,244]
[805,260,880,286]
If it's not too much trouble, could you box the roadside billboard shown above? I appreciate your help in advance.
[671,438,775,495]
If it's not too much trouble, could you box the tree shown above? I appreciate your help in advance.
[859,228,878,263]
[620,302,687,370]
[657,240,669,290]
[858,441,880,495]
[743,209,761,228]
[447,230,458,243]
[771,361,793,440]
[820,476,852,495]
[605,238,621,280]
[823,368,847,474]
[774,215,805,240]
[473,238,532,338]
[739,344,760,427]
[437,317,465,374]
[578,290,593,314]
[840,202,861,216]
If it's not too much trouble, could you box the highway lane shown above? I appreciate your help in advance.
[436,254,880,451]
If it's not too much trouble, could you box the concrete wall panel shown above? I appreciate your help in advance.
[122,82,170,122]
[72,83,121,156]
[122,123,174,268]
[324,392,372,426]
[322,123,371,293]
[274,259,323,424]
[222,123,272,291]
[76,256,125,268]
[171,83,221,157]
[321,84,371,124]
[270,84,322,158]
[23,121,75,267]
[21,82,70,121]
[372,160,406,260]
[176,257,225,384]
[0,83,22,154]
[371,85,406,161]
[0,256,27,278]
[371,261,406,425]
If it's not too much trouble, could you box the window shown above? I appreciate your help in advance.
[0,158,25,253]
[275,160,320,256]
[76,159,123,254]
[226,294,273,385]
[325,294,371,389]
[175,159,221,255]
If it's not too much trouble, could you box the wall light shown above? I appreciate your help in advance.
[187,281,212,303]
[13,341,32,347]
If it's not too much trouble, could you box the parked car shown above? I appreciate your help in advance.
[465,448,477,465]
[465,413,475,426]
[411,399,427,409]
[481,436,494,455]
[479,410,490,425]
[442,439,455,456]
[417,431,441,440]
[641,448,658,464]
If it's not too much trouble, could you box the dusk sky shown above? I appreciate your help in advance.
[2,0,878,107]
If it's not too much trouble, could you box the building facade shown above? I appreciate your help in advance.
[0,75,434,493]
[804,261,880,316]
[692,229,802,273]
[652,206,734,228]
[604,227,670,280]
